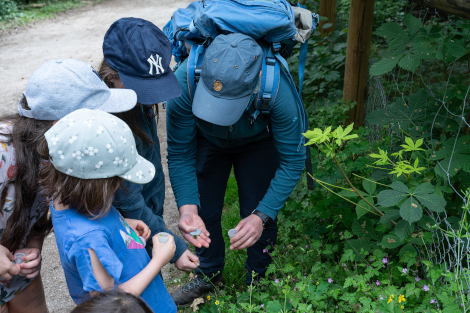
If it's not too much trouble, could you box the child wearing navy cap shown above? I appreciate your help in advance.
[99,18,201,273]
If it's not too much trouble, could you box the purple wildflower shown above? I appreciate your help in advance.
[415,277,421,282]
[275,279,279,284]
[263,249,267,253]
[379,295,384,300]
[402,268,407,274]
[430,299,436,304]
[328,278,333,283]
[306,244,308,248]
[423,285,430,292]
[294,287,297,291]
[382,258,388,264]
[260,304,264,308]
[376,280,380,286]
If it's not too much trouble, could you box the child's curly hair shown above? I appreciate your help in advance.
[71,290,152,313]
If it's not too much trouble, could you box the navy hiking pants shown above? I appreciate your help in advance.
[194,133,279,285]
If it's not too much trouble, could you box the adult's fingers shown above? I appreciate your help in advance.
[7,252,15,262]
[230,227,250,250]
[234,237,256,250]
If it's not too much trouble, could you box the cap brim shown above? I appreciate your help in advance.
[119,155,156,184]
[118,70,182,105]
[96,88,138,113]
[192,81,251,127]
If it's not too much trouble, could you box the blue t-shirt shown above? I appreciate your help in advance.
[50,203,177,313]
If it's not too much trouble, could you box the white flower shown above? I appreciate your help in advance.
[126,175,132,180]
[113,157,120,165]
[95,161,104,169]
[136,170,143,179]
[60,155,64,159]
[110,118,117,125]
[69,135,78,144]
[120,136,127,144]
[108,149,114,153]
[97,126,104,135]
[149,168,155,176]
[83,119,94,127]
[66,168,73,174]
[57,150,63,155]
[106,144,111,149]
[123,125,130,132]
[106,144,113,153]
[67,119,75,127]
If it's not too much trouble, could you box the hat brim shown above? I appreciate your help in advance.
[192,81,251,127]
[118,70,182,105]
[119,155,156,184]
[96,88,138,113]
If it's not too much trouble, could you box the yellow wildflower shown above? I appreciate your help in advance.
[401,305,404,309]
[207,295,210,301]
[388,298,392,304]
[316,282,319,285]
[398,294,406,303]
[215,301,220,305]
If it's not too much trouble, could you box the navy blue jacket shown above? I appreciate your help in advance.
[113,107,187,263]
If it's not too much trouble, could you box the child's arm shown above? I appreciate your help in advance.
[88,234,176,297]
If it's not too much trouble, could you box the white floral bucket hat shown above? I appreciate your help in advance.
[45,108,155,184]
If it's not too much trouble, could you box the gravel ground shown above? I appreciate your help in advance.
[0,0,192,311]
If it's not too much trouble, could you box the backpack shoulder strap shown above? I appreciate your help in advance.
[187,42,207,102]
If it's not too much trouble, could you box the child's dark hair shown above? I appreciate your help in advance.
[71,290,153,313]
[0,98,53,252]
[38,142,123,218]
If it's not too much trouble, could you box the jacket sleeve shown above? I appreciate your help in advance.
[166,60,201,210]
[255,70,306,220]
[113,180,188,264]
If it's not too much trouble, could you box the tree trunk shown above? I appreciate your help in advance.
[411,0,470,21]
[343,0,376,128]
[320,0,338,35]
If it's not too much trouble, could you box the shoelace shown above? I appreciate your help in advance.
[181,276,212,293]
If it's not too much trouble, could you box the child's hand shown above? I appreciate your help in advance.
[14,248,42,279]
[0,245,20,281]
[125,219,150,241]
[151,234,176,266]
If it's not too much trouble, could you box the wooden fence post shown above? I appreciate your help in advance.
[320,0,338,35]
[343,0,375,128]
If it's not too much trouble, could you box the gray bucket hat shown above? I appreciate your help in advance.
[18,59,137,121]
[192,33,263,127]
[45,108,155,184]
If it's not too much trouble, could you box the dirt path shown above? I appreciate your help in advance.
[0,0,191,311]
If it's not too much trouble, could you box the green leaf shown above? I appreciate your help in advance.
[398,53,420,72]
[375,22,404,40]
[415,194,446,213]
[381,234,404,248]
[403,14,422,34]
[370,57,399,76]
[399,242,418,257]
[355,197,374,220]
[362,179,376,196]
[266,300,283,313]
[413,183,434,195]
[395,220,415,239]
[418,215,436,230]
[390,181,409,193]
[322,23,333,29]
[448,39,466,59]
[377,190,407,207]
[400,197,423,224]
[380,209,400,224]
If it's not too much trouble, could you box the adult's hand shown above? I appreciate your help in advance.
[179,204,211,249]
[175,249,200,271]
[0,245,20,281]
[14,248,41,279]
[125,218,151,241]
[230,214,263,250]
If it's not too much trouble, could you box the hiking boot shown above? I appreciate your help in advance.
[171,274,225,308]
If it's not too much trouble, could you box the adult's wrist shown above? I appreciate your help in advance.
[179,204,198,215]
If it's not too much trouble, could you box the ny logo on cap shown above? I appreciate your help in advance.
[147,54,165,75]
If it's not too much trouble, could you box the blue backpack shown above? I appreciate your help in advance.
[163,0,318,189]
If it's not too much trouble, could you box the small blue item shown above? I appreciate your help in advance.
[189,228,201,236]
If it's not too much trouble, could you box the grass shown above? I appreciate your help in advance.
[0,0,102,29]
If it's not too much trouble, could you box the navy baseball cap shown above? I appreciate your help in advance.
[192,34,263,126]
[103,18,181,105]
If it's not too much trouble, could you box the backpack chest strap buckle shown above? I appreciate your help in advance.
[260,93,271,114]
